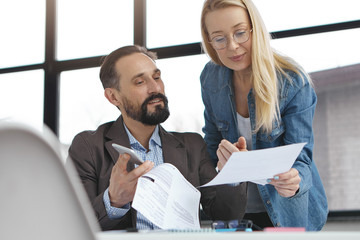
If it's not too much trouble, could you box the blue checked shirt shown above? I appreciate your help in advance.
[103,124,163,230]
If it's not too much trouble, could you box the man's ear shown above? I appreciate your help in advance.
[104,88,121,107]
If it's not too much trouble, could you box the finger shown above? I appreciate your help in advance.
[269,178,300,197]
[235,136,247,151]
[113,153,131,174]
[270,180,299,190]
[274,186,297,197]
[216,149,227,171]
[217,145,232,161]
[276,168,299,180]
[217,161,223,171]
[127,160,154,181]
[275,184,299,197]
[220,139,239,153]
[216,147,227,162]
[218,140,239,159]
[268,175,300,186]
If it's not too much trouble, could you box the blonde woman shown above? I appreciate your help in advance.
[200,0,328,230]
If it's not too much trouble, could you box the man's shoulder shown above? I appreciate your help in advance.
[169,131,202,138]
[72,121,115,143]
[166,131,205,146]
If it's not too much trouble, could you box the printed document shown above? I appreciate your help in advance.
[132,163,201,230]
[201,142,306,187]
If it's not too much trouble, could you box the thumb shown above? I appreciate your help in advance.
[236,136,247,151]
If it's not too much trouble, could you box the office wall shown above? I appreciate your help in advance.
[313,66,360,210]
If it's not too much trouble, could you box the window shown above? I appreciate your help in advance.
[0,0,45,68]
[0,70,44,130]
[254,0,360,32]
[59,68,119,144]
[146,0,204,48]
[157,54,210,134]
[57,0,134,60]
[271,28,360,73]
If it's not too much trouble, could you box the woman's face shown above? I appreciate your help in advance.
[205,6,252,73]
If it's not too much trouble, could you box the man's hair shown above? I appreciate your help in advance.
[99,45,157,90]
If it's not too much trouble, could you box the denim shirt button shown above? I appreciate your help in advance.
[266,200,271,204]
[276,222,281,227]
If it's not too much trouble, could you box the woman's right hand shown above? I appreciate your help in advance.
[216,136,247,171]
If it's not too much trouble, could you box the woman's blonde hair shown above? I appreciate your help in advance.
[201,0,311,133]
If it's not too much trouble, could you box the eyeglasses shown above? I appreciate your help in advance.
[209,29,252,50]
[211,219,254,231]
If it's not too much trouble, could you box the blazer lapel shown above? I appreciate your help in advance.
[104,116,134,172]
[159,126,188,178]
[104,116,138,226]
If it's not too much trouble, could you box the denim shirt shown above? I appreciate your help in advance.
[200,62,328,231]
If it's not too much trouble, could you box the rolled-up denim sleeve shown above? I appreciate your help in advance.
[282,76,317,194]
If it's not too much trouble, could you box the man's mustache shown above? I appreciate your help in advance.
[142,93,168,106]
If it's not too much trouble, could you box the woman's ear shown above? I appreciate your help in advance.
[104,88,121,107]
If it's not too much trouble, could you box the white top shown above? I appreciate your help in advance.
[236,113,252,150]
[236,113,266,213]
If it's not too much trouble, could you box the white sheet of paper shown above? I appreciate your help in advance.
[201,142,307,187]
[132,163,201,230]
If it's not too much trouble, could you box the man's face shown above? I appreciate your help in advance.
[114,53,169,125]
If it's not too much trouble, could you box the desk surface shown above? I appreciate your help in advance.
[97,231,360,240]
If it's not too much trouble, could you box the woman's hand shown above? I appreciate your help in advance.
[267,168,301,197]
[216,136,247,171]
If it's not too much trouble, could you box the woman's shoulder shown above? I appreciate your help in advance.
[200,61,231,88]
[278,68,314,102]
[201,61,221,77]
[279,68,311,90]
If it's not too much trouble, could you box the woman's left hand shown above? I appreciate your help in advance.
[267,168,301,197]
[216,137,247,171]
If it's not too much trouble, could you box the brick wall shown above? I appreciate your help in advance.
[313,79,360,210]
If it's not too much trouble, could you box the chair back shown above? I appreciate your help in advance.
[0,122,100,240]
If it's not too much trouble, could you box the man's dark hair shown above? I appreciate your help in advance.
[99,45,157,90]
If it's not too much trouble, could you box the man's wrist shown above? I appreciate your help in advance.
[108,190,128,208]
[104,188,130,219]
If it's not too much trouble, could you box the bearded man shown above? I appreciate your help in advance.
[67,45,246,231]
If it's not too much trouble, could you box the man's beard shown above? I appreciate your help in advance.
[122,93,170,125]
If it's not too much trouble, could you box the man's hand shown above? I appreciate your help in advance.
[267,168,301,197]
[108,153,154,208]
[216,136,247,171]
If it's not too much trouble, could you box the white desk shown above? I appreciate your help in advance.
[97,231,360,240]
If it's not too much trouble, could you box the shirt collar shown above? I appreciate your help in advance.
[123,123,162,150]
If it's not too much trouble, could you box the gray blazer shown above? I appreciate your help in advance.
[68,116,246,231]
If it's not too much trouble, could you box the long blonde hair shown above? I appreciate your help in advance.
[201,0,310,133]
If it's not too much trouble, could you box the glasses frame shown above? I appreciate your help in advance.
[209,28,253,50]
[211,219,253,230]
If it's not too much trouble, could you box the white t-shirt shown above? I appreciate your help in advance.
[237,113,266,213]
